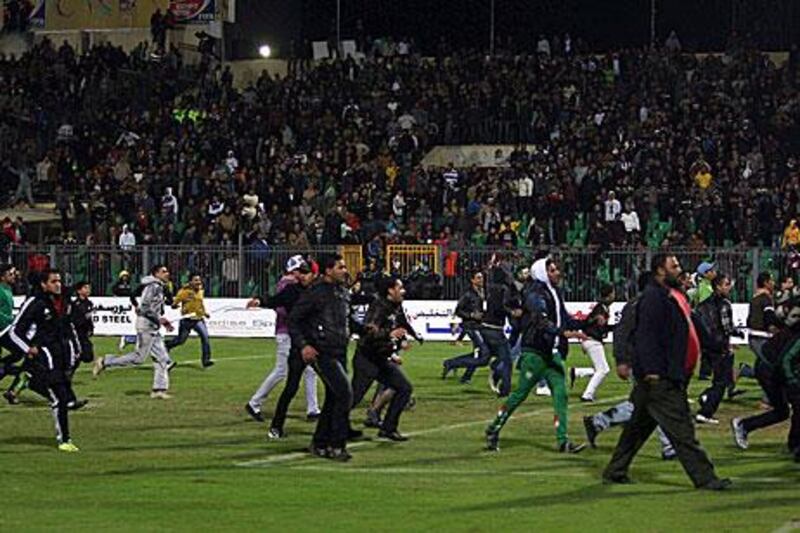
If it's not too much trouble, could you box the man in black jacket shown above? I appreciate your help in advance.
[441,271,489,383]
[603,254,730,490]
[289,254,354,461]
[695,273,742,424]
[731,286,800,453]
[69,281,95,369]
[0,270,80,452]
[351,276,418,441]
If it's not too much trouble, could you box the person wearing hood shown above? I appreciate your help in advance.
[485,257,588,454]
[94,265,176,399]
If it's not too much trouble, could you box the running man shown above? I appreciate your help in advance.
[485,257,588,453]
[94,265,175,399]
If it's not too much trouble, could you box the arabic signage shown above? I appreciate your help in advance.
[11,298,752,343]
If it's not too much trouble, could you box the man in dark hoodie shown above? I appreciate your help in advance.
[603,254,730,490]
[485,257,588,453]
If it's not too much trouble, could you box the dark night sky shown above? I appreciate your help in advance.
[229,1,797,59]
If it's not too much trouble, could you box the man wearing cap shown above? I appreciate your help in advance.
[692,261,717,380]
[165,273,214,368]
[244,255,320,422]
[692,262,717,307]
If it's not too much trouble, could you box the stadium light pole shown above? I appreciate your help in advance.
[650,0,656,48]
[336,0,341,57]
[490,0,495,56]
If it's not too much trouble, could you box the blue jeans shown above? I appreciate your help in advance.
[480,329,512,396]
[165,318,212,364]
[443,328,491,381]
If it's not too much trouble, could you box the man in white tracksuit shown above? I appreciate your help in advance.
[244,255,319,422]
[94,265,175,399]
[571,284,614,402]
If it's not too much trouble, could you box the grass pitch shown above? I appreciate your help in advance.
[1,338,798,532]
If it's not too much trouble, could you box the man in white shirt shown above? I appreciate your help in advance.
[604,191,622,223]
[517,173,534,213]
[119,225,136,250]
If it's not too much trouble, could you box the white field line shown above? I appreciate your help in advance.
[773,521,800,533]
[235,394,630,467]
[250,464,796,485]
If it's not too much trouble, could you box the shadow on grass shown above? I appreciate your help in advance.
[450,482,687,513]
[0,435,54,448]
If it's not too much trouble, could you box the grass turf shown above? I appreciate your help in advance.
[1,338,798,532]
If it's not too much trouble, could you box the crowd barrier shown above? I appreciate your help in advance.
[11,297,753,344]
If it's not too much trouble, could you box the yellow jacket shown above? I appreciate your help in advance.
[783,221,800,248]
[173,286,207,319]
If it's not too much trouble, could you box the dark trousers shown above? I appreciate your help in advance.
[351,350,412,433]
[699,350,712,379]
[271,351,308,431]
[443,328,490,378]
[741,362,789,433]
[741,361,800,450]
[165,319,212,364]
[482,329,513,395]
[789,388,800,452]
[697,352,734,418]
[312,354,353,449]
[604,379,719,488]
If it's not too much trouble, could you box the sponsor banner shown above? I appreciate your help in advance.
[13,297,275,338]
[10,298,752,343]
[169,0,215,23]
[29,0,45,27]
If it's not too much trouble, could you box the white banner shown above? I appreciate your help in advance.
[11,297,752,343]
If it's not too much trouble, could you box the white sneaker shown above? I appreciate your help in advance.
[150,391,172,400]
[488,372,500,395]
[92,356,106,378]
[730,417,749,449]
[535,385,551,396]
[695,413,719,425]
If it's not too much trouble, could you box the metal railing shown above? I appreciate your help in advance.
[4,244,796,302]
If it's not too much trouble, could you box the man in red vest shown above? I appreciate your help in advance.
[603,253,730,490]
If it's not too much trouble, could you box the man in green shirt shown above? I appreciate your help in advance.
[691,261,717,380]
[691,262,717,307]
[0,264,16,331]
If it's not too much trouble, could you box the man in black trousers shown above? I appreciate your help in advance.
[289,254,354,461]
[351,276,418,441]
[695,273,743,424]
[603,254,730,490]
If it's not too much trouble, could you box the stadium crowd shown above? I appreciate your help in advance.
[3,33,800,266]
